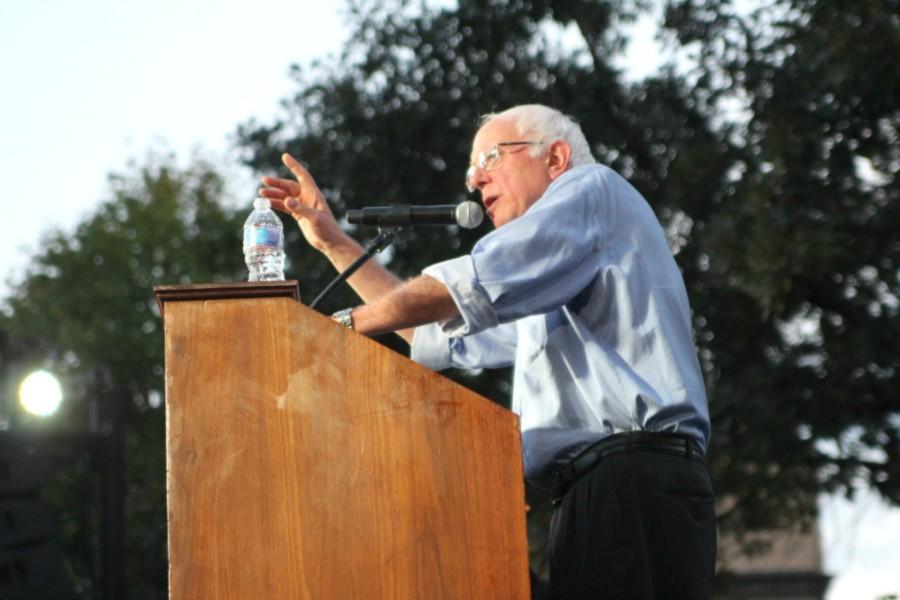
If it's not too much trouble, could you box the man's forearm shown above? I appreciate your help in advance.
[321,237,405,305]
[350,275,459,339]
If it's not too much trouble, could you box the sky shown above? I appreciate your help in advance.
[1,2,898,598]
[0,0,347,290]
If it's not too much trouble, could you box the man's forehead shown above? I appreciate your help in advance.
[471,118,520,154]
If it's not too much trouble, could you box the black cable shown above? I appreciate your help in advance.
[308,228,400,311]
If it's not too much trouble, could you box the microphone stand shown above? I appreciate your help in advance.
[309,228,401,311]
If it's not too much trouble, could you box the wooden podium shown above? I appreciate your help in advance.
[155,282,530,599]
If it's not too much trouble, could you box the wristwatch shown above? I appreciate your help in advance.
[331,307,355,330]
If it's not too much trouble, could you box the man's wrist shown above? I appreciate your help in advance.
[322,236,365,269]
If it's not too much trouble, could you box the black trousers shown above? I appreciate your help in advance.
[539,444,717,600]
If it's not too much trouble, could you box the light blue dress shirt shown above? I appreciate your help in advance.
[411,164,710,489]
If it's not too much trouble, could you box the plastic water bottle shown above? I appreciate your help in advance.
[243,197,285,281]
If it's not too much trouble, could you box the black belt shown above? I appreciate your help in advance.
[551,431,704,503]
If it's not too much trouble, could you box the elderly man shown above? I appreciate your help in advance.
[261,104,716,600]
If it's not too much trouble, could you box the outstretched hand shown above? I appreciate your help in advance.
[260,152,411,336]
[259,153,349,254]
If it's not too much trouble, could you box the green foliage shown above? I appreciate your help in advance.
[1,154,246,596]
[3,155,246,403]
[663,0,900,533]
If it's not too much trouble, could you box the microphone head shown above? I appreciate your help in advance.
[454,201,484,229]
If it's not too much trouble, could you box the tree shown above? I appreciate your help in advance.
[237,0,899,553]
[662,0,900,536]
[1,153,246,597]
[234,0,738,570]
[237,0,724,396]
[2,0,896,591]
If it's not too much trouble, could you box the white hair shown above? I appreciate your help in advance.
[479,104,596,168]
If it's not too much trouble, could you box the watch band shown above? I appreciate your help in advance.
[331,307,354,330]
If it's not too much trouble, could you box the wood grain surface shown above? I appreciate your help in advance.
[160,292,530,599]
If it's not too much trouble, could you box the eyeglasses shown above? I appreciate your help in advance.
[465,141,544,193]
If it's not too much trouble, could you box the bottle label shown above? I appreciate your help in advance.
[243,226,283,248]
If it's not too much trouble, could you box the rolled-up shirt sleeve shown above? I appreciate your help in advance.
[424,168,605,337]
[423,256,496,336]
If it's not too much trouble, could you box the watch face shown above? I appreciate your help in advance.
[332,308,353,329]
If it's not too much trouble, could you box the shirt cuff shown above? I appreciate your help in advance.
[423,256,498,336]
[410,323,452,370]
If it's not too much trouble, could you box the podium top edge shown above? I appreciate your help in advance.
[153,281,301,317]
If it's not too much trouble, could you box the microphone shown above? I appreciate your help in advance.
[346,201,484,229]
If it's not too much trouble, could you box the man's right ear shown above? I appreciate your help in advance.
[546,140,572,181]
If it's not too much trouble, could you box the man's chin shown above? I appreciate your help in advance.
[489,212,508,228]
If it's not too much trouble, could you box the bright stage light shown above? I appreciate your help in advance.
[19,370,64,417]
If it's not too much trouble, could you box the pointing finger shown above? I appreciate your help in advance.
[282,153,314,181]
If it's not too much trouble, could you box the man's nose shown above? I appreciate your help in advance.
[470,167,490,191]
